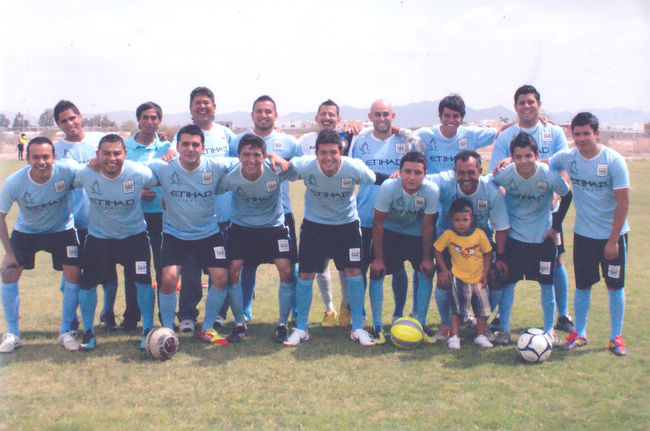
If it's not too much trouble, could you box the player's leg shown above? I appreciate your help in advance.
[55,229,82,350]
[177,254,202,332]
[158,234,185,330]
[197,232,231,345]
[447,277,463,349]
[316,263,337,326]
[604,234,627,355]
[121,232,154,348]
[274,257,295,343]
[537,238,557,334]
[434,249,453,340]
[496,238,526,345]
[0,256,23,353]
[553,227,574,332]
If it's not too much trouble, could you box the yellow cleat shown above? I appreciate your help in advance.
[422,327,438,344]
[322,310,338,328]
[338,303,351,327]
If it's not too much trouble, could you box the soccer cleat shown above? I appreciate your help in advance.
[57,332,80,351]
[213,315,226,330]
[489,316,501,330]
[422,327,438,345]
[350,328,375,346]
[607,336,627,356]
[226,324,247,343]
[179,319,195,333]
[0,333,23,353]
[544,330,561,347]
[99,311,117,332]
[369,325,386,345]
[555,315,576,333]
[493,329,512,346]
[447,335,460,349]
[322,310,338,328]
[487,325,499,342]
[338,303,351,327]
[562,331,587,350]
[284,328,310,347]
[474,334,493,348]
[140,328,151,350]
[80,329,96,351]
[435,324,451,341]
[274,324,288,344]
[116,319,138,332]
[199,328,228,346]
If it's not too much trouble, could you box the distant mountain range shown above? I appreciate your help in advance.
[3,102,649,129]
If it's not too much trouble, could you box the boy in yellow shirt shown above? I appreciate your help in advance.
[434,198,493,349]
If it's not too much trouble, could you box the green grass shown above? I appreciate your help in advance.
[1,159,649,430]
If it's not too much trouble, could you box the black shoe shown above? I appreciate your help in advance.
[80,329,96,351]
[71,317,80,334]
[116,319,139,332]
[555,315,576,332]
[226,324,247,343]
[274,324,288,344]
[99,311,117,332]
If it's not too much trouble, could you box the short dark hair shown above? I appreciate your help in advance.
[509,132,539,156]
[315,129,341,151]
[238,133,266,155]
[136,102,163,121]
[176,124,205,145]
[252,95,276,112]
[98,134,125,151]
[454,150,481,169]
[571,112,599,133]
[449,198,474,217]
[514,85,541,104]
[54,100,80,124]
[26,137,54,157]
[318,99,340,116]
[438,94,465,119]
[399,151,427,170]
[190,87,215,105]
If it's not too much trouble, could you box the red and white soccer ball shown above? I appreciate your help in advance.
[145,327,179,361]
[516,328,552,363]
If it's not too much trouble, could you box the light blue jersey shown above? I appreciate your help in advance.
[374,178,439,236]
[73,160,157,239]
[230,130,302,215]
[125,133,171,213]
[489,121,567,172]
[550,146,629,239]
[54,133,102,229]
[217,160,297,228]
[0,159,79,234]
[416,125,496,174]
[290,156,375,225]
[428,171,510,239]
[350,133,413,228]
[149,157,236,240]
[492,162,569,243]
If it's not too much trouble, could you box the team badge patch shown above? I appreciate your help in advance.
[135,261,148,275]
[54,180,66,194]
[536,181,547,193]
[214,246,226,260]
[349,247,361,262]
[597,164,608,177]
[66,245,79,258]
[278,239,290,252]
[458,137,468,149]
[477,199,488,210]
[341,177,353,189]
[273,139,284,151]
[414,196,425,207]
[607,265,621,279]
[265,180,278,192]
[539,261,551,275]
[542,128,552,141]
[201,172,213,184]
[122,180,135,194]
[396,143,406,154]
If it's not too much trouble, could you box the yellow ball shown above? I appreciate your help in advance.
[390,317,423,349]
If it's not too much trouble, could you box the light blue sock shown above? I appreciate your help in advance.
[574,288,591,338]
[101,281,118,315]
[202,286,228,332]
[1,282,19,336]
[291,264,299,321]
[296,278,313,331]
[540,283,556,332]
[369,277,384,329]
[278,280,295,326]
[499,283,516,331]
[79,287,97,333]
[135,282,154,332]
[415,272,433,327]
[608,289,625,340]
[240,265,257,320]
[347,275,365,330]
[391,269,407,319]
[411,270,419,316]
[434,287,452,327]
[489,288,502,314]
[60,281,80,334]
[553,264,569,317]
[227,283,245,325]
[159,291,177,330]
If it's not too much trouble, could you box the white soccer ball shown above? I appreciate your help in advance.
[145,327,179,360]
[516,328,552,363]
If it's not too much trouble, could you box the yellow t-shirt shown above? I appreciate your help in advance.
[433,228,492,284]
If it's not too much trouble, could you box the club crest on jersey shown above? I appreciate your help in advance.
[265,179,278,192]
[415,196,425,207]
[536,181,547,193]
[458,137,468,149]
[170,172,181,185]
[542,128,552,141]
[277,239,290,252]
[90,180,102,195]
[66,245,78,258]
[54,180,66,194]
[214,246,226,260]
[570,161,578,175]
[349,247,361,262]
[597,164,608,177]
[477,199,488,210]
[201,172,213,185]
[122,180,135,194]
[135,261,148,275]
[273,139,284,151]
[341,177,353,189]
[307,175,318,187]
[396,143,406,154]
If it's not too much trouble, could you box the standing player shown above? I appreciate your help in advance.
[491,132,572,345]
[285,129,377,346]
[368,151,438,344]
[17,133,26,160]
[0,138,81,352]
[73,135,158,350]
[489,85,574,333]
[550,112,629,356]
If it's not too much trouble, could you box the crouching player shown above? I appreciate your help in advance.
[550,112,630,356]
[0,137,81,352]
[434,199,493,348]
[73,134,158,350]
[368,151,438,344]
[285,129,377,346]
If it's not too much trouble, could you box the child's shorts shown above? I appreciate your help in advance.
[451,276,490,317]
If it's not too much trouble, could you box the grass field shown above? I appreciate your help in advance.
[0,159,649,430]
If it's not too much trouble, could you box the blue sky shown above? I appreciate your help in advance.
[2,0,648,118]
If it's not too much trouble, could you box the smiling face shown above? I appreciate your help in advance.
[138,108,161,135]
[512,145,538,178]
[315,105,340,130]
[56,108,84,141]
[454,156,482,195]
[252,100,277,135]
[26,143,56,182]
[439,107,462,138]
[368,100,395,135]
[190,94,216,129]
[399,161,426,194]
[316,142,342,176]
[177,133,204,169]
[238,144,265,180]
[97,141,126,178]
[515,93,541,127]
[571,124,600,158]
